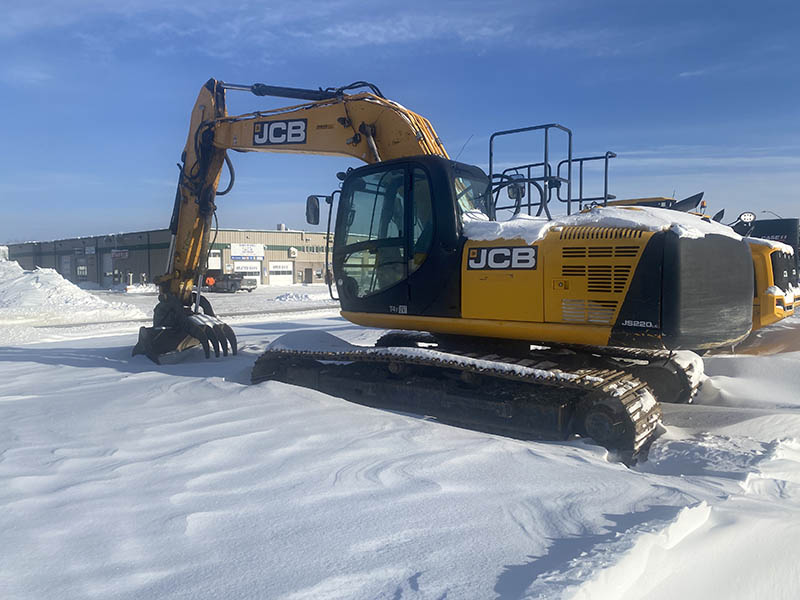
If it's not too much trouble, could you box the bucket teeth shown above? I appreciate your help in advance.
[132,313,237,364]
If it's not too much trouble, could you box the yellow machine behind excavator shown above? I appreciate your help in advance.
[133,78,758,455]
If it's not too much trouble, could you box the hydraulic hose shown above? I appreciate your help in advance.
[216,153,235,196]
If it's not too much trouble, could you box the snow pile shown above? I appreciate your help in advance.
[269,328,361,352]
[125,283,158,294]
[269,291,333,303]
[463,206,742,244]
[272,292,313,302]
[0,261,146,343]
[694,349,800,410]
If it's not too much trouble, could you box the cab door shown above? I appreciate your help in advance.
[334,166,411,313]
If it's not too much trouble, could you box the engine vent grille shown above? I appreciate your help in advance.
[614,245,640,257]
[561,299,619,324]
[560,226,644,240]
[561,264,633,293]
[561,245,642,259]
[562,247,588,258]
[562,265,587,277]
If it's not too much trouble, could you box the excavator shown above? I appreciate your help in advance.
[133,78,757,455]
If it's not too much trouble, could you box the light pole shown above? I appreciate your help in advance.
[762,210,784,219]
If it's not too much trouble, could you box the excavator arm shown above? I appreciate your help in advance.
[133,78,447,363]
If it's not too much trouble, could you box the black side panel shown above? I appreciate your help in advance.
[662,233,753,349]
[609,232,665,348]
[408,238,464,318]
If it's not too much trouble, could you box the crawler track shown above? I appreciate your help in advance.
[547,345,704,405]
[252,338,663,456]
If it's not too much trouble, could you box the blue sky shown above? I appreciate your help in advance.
[2,0,799,242]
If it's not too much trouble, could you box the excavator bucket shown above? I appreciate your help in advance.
[132,295,237,364]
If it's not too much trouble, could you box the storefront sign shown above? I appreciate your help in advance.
[230,243,265,260]
[233,261,261,273]
[111,249,129,259]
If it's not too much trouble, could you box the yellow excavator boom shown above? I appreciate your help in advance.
[163,78,447,305]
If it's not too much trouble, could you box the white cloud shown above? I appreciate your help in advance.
[0,0,708,62]
[613,144,800,171]
[678,69,707,78]
[0,63,53,86]
[615,155,800,170]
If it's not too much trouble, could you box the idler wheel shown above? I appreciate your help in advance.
[575,402,630,448]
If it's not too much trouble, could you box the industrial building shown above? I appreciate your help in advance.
[6,227,331,288]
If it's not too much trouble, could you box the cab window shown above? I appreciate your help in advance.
[338,168,406,297]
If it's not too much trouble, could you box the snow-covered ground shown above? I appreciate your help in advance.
[1,261,800,599]
[90,283,338,319]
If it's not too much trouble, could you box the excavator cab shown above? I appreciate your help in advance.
[332,155,488,318]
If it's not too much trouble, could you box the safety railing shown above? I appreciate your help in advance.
[556,152,616,210]
[488,124,572,219]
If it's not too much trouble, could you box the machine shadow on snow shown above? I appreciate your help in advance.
[1,318,356,371]
[0,321,355,383]
[0,345,256,382]
[234,320,355,334]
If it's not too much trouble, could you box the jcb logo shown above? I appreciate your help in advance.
[253,119,307,145]
[467,246,538,270]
